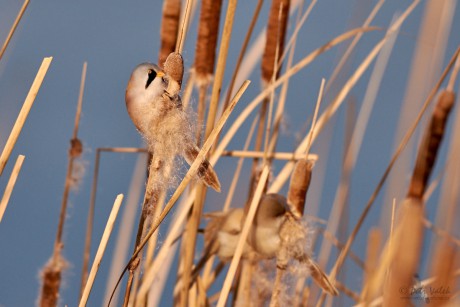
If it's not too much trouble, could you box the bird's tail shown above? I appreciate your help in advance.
[305,258,339,296]
[183,145,221,192]
[295,252,338,296]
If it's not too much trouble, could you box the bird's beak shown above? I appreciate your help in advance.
[157,71,165,77]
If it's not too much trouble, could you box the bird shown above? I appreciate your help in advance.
[202,194,339,296]
[125,63,221,192]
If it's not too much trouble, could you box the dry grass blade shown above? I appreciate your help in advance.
[0,57,52,176]
[0,0,30,61]
[79,194,124,307]
[216,165,270,307]
[0,154,25,222]
[108,80,250,306]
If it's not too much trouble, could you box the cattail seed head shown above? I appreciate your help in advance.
[159,0,181,68]
[287,159,313,219]
[408,90,455,198]
[194,0,224,84]
[261,0,290,84]
[164,52,184,96]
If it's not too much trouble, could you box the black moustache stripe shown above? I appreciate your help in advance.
[145,70,157,88]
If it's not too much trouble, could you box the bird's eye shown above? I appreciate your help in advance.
[145,69,157,89]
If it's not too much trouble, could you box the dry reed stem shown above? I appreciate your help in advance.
[109,81,250,306]
[53,60,86,294]
[216,166,270,307]
[137,191,196,301]
[220,0,264,119]
[204,0,238,141]
[383,198,424,306]
[381,0,456,234]
[102,154,147,307]
[269,26,386,195]
[428,239,457,306]
[81,147,148,299]
[325,0,384,92]
[314,22,399,302]
[158,0,181,67]
[270,266,284,307]
[79,194,124,307]
[80,149,101,297]
[262,0,290,83]
[221,150,318,161]
[276,0,317,69]
[423,218,460,247]
[447,53,460,91]
[0,0,30,61]
[328,43,459,296]
[317,226,365,269]
[305,78,325,159]
[179,188,204,306]
[267,0,311,160]
[176,0,192,54]
[214,27,378,186]
[194,0,223,82]
[122,157,170,307]
[0,154,25,222]
[179,1,238,302]
[41,59,84,306]
[361,228,381,302]
[248,2,286,197]
[200,116,259,287]
[0,57,52,176]
[408,90,455,198]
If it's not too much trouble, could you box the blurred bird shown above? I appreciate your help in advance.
[125,63,221,192]
[202,193,339,296]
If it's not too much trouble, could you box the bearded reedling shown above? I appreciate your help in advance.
[125,63,221,192]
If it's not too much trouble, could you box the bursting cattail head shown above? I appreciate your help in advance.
[164,52,184,95]
[194,0,224,84]
[261,0,290,85]
[158,0,181,68]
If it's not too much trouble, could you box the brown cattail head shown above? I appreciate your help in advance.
[287,159,313,219]
[261,0,290,85]
[164,52,184,96]
[408,90,455,198]
[38,252,68,307]
[194,0,224,84]
[158,0,181,68]
[164,52,184,85]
